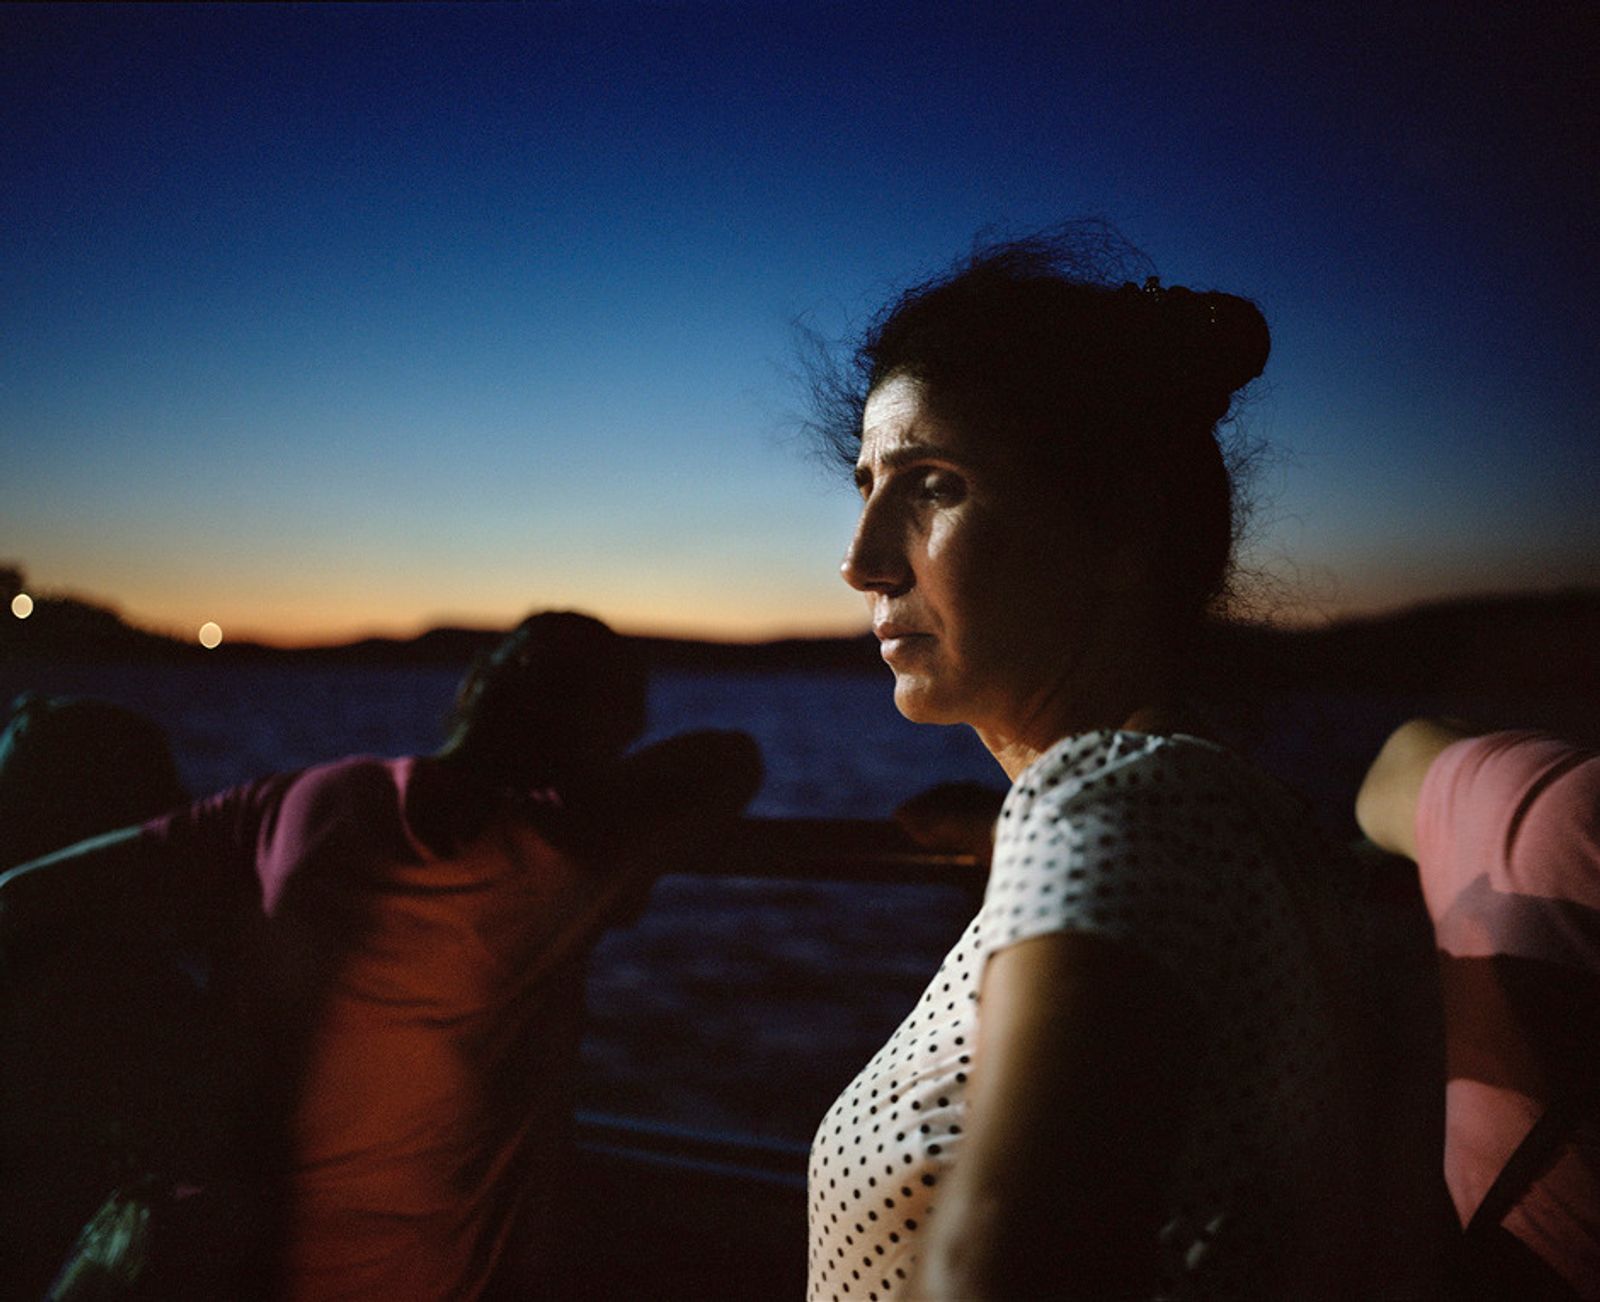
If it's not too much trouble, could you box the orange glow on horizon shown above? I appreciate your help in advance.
[101,589,873,650]
[224,607,874,650]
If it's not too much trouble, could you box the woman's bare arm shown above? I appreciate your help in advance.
[905,929,1199,1301]
[1354,718,1476,860]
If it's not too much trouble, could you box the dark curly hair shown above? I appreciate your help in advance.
[447,610,647,794]
[810,221,1270,650]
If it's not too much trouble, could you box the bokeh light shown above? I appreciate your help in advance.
[198,621,223,649]
[10,593,33,619]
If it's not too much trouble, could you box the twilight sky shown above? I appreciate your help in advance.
[4,2,1596,646]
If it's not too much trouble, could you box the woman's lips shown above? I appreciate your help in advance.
[877,630,932,663]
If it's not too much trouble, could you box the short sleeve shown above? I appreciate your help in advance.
[142,771,296,911]
[1414,729,1600,985]
[1416,730,1600,933]
[975,732,1243,1002]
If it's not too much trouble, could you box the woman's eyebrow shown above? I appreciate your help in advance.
[855,443,962,487]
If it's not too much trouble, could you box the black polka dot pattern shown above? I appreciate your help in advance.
[807,731,1361,1301]
[805,907,977,1300]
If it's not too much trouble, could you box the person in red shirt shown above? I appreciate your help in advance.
[1357,720,1600,1300]
[1,611,760,1299]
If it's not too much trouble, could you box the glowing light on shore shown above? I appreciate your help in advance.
[10,593,32,619]
[198,621,223,649]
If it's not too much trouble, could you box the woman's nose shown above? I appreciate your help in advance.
[840,499,911,595]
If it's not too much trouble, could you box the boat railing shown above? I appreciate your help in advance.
[572,813,983,1163]
[683,815,985,885]
[564,815,984,1298]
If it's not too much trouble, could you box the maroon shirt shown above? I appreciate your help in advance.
[146,755,628,1299]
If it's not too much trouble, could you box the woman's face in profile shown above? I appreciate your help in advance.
[841,374,1108,741]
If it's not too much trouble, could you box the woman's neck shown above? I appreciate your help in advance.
[978,702,1178,782]
[974,622,1182,782]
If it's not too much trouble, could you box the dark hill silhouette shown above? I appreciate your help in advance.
[0,590,884,673]
[5,580,1598,699]
[0,592,199,663]
[1209,590,1600,698]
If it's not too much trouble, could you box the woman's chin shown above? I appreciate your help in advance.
[891,675,964,726]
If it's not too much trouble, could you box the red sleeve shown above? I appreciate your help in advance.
[142,770,299,911]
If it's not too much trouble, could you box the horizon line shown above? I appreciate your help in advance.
[9,581,1600,654]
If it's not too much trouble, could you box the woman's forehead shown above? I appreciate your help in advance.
[861,373,924,434]
[859,376,970,464]
[859,378,1044,492]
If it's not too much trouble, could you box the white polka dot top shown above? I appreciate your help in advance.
[806,730,1366,1301]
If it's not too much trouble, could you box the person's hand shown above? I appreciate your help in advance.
[893,781,1005,861]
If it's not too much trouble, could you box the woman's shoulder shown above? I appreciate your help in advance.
[1000,728,1315,853]
[983,730,1340,995]
[982,733,1259,980]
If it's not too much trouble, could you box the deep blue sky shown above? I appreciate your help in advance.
[4,1,1595,644]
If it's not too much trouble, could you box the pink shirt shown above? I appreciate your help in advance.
[1415,731,1600,1297]
[146,755,632,1300]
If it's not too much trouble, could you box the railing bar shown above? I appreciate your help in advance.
[575,1110,811,1161]
[575,1141,808,1191]
[665,816,985,884]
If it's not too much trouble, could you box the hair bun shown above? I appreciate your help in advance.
[1123,278,1270,398]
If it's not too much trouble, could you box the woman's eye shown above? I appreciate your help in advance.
[917,471,966,504]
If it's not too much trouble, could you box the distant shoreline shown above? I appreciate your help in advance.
[5,586,1600,699]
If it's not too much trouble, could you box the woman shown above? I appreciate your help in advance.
[807,230,1369,1300]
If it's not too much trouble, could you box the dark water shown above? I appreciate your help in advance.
[0,660,1445,1141]
[0,662,1007,820]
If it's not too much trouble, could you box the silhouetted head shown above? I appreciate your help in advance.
[0,693,188,870]
[826,224,1269,747]
[443,610,647,794]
